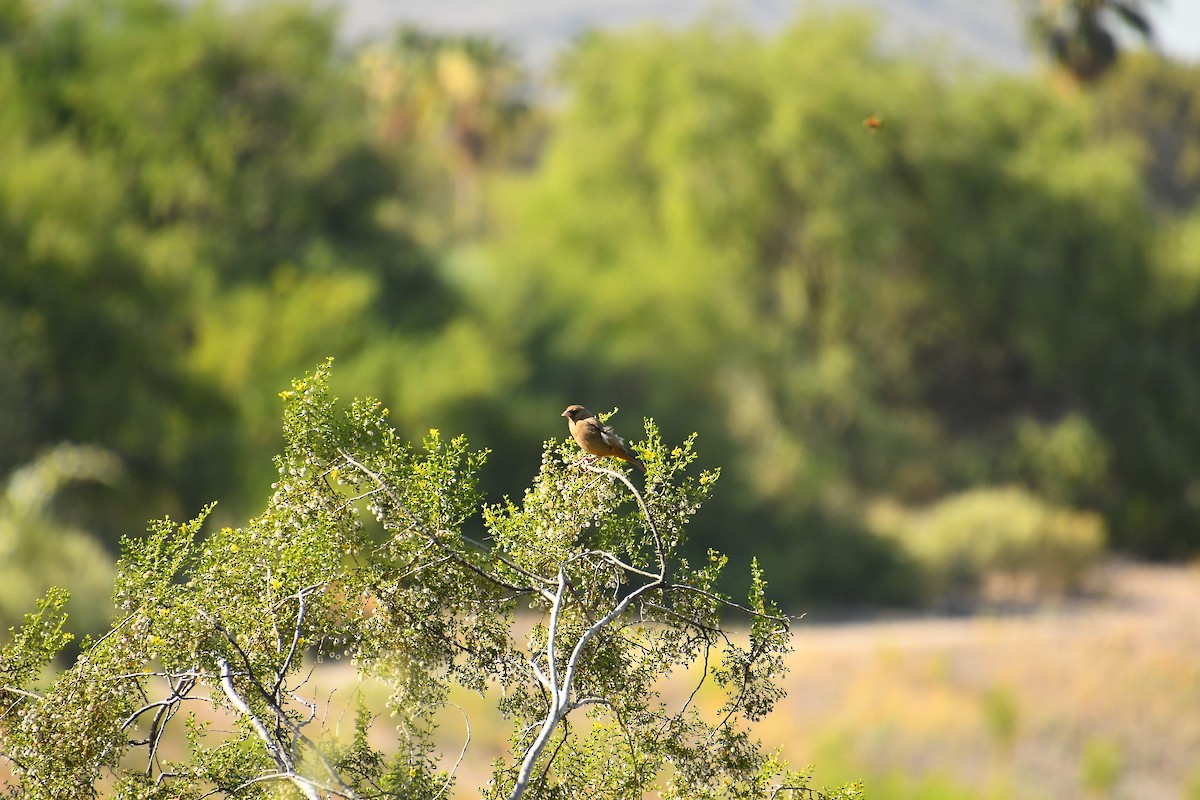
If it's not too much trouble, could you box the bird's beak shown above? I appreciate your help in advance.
[561,410,569,417]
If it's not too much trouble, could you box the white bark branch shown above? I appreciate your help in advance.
[508,470,667,800]
[216,656,319,800]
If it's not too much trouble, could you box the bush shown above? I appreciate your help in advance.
[1080,737,1123,797]
[0,445,120,643]
[1011,413,1111,506]
[0,363,858,800]
[871,487,1105,606]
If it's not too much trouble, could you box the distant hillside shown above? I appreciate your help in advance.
[328,0,1198,74]
[330,0,1030,70]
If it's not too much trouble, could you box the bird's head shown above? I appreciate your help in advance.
[562,404,591,421]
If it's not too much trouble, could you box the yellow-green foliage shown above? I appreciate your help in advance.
[873,487,1105,603]
[1079,737,1124,796]
[5,0,1200,609]
[0,445,120,640]
[1012,413,1111,505]
[0,363,838,800]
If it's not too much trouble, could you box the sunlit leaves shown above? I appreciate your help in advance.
[0,588,73,695]
[0,361,839,799]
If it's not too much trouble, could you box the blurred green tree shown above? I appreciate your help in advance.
[0,0,496,537]
[1094,54,1200,213]
[358,28,535,238]
[0,445,120,642]
[5,0,1200,609]
[482,12,1198,591]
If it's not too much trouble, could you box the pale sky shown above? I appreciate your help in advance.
[327,0,1200,72]
[1153,0,1200,61]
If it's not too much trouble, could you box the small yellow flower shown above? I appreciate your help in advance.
[271,578,281,590]
[229,543,239,553]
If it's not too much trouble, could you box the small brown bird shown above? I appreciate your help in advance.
[561,404,646,472]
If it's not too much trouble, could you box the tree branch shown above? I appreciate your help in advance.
[216,655,318,800]
[583,463,665,575]
[508,464,670,800]
[337,448,547,592]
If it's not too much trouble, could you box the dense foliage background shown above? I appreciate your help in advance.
[3,0,1200,628]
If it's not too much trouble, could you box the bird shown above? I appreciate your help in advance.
[561,404,646,472]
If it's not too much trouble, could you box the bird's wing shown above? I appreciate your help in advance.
[597,423,627,449]
[578,418,618,445]
[579,418,606,437]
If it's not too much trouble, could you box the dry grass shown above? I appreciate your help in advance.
[770,562,1200,800]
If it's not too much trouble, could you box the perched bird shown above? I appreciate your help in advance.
[561,405,646,472]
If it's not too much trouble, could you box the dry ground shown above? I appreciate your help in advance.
[772,562,1200,800]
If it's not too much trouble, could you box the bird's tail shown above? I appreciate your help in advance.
[619,448,646,473]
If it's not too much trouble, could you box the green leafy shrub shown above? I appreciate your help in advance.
[1011,413,1111,506]
[0,363,857,800]
[871,487,1105,605]
[0,445,120,642]
[1080,737,1123,797]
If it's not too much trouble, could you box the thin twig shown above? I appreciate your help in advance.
[432,704,472,800]
[664,583,792,627]
[583,463,665,575]
[88,612,138,650]
[337,449,545,592]
[272,584,323,699]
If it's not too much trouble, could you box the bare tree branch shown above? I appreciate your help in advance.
[216,655,318,800]
[508,464,670,800]
[433,704,472,800]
